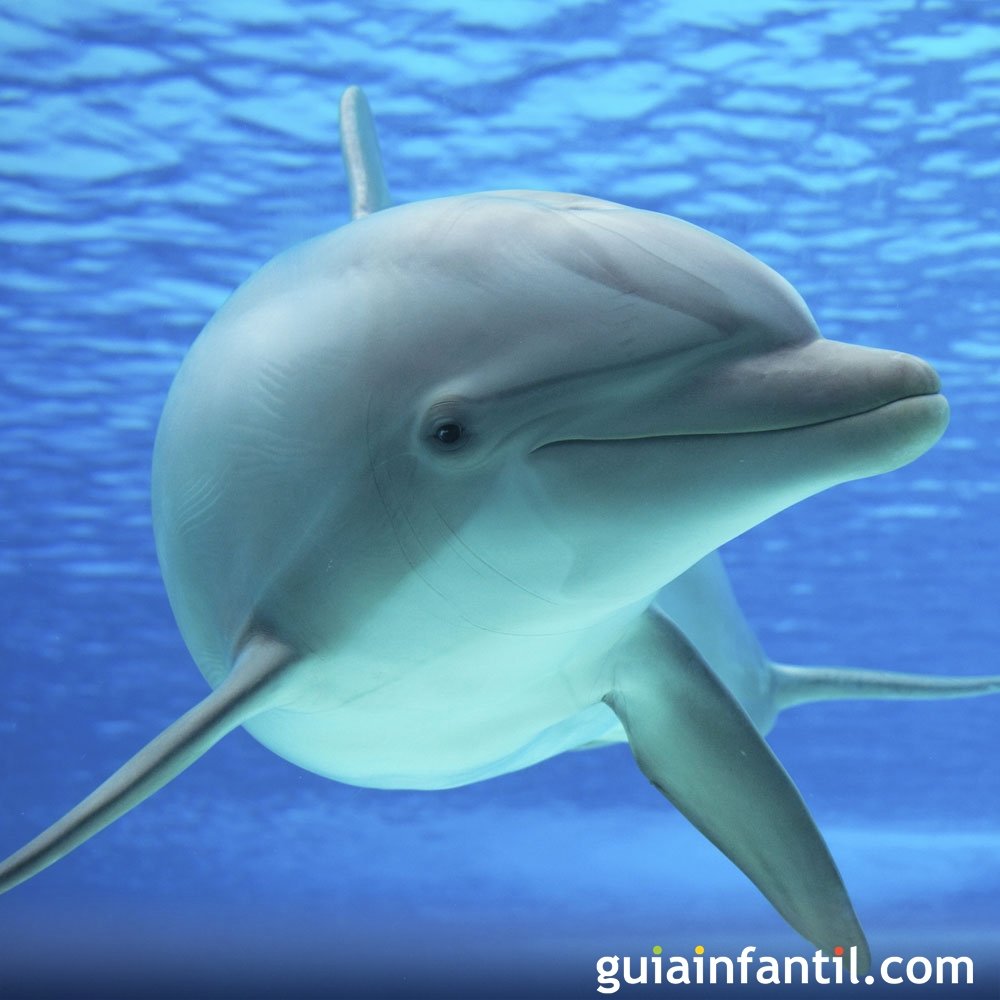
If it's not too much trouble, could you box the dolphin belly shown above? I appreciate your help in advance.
[243,693,621,789]
[239,622,628,789]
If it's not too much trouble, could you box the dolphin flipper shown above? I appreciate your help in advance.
[0,636,297,896]
[339,85,392,220]
[604,608,869,967]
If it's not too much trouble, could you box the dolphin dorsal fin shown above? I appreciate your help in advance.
[339,85,392,220]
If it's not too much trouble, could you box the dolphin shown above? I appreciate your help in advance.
[2,86,998,968]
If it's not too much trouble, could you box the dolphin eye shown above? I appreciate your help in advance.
[424,397,472,452]
[433,422,464,446]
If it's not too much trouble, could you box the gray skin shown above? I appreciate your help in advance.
[2,87,998,972]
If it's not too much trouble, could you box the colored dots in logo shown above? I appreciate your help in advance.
[652,946,662,955]
[694,945,705,955]
[834,946,844,957]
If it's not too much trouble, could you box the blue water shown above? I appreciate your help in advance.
[1,2,998,998]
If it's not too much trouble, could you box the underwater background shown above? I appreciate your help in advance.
[0,1,997,997]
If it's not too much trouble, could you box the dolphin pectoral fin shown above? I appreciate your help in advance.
[339,85,392,220]
[0,635,297,896]
[604,609,869,969]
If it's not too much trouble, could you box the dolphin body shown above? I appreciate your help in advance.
[2,87,998,965]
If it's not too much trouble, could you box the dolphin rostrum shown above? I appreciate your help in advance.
[2,87,998,969]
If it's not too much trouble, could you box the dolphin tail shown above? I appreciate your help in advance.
[772,663,1000,711]
[339,85,392,220]
[605,610,870,970]
[0,635,297,897]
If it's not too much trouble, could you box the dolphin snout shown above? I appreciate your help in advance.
[661,338,946,437]
[886,349,941,398]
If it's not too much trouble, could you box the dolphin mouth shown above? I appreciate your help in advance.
[532,344,944,452]
[532,386,947,452]
[683,386,944,438]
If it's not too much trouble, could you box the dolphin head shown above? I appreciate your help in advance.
[343,191,946,622]
[153,190,947,655]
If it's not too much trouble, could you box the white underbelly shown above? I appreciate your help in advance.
[240,616,631,789]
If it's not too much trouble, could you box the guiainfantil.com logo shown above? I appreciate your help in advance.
[595,944,974,993]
